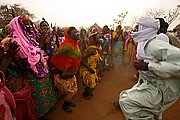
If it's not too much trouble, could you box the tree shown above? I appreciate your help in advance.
[130,16,139,28]
[130,5,179,28]
[0,3,35,28]
[145,5,180,25]
[113,12,128,26]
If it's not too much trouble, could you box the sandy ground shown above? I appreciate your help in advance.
[45,66,180,120]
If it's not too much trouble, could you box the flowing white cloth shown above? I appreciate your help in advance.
[156,33,169,43]
[132,16,160,61]
[119,16,180,120]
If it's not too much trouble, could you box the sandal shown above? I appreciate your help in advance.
[66,101,76,107]
[62,104,72,113]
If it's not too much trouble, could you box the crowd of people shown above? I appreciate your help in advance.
[0,14,180,120]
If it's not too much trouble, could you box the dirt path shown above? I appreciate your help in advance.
[45,66,180,120]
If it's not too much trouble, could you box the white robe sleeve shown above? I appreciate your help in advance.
[148,62,180,78]
[145,39,180,78]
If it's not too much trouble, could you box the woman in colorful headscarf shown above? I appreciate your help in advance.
[9,16,57,120]
[101,25,112,72]
[38,18,50,53]
[122,31,135,66]
[112,25,124,67]
[79,31,102,99]
[0,21,38,120]
[50,27,81,113]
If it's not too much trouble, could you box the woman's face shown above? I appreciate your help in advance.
[40,22,49,33]
[94,34,101,45]
[25,22,33,33]
[69,28,79,41]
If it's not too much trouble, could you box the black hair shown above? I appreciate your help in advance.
[40,18,49,28]
[164,22,169,29]
[67,27,76,36]
[155,18,165,25]
[155,18,168,34]
[92,33,98,40]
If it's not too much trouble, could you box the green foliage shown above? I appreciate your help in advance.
[0,3,35,28]
[114,11,128,25]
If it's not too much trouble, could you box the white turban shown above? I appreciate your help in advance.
[132,16,160,61]
[133,16,160,43]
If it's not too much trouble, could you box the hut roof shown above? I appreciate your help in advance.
[89,23,102,33]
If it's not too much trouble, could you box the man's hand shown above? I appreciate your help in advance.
[134,60,149,71]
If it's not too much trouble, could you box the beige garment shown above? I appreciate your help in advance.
[166,32,180,48]
[53,74,78,101]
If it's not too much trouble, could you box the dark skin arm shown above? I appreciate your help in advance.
[0,41,19,73]
[81,49,96,74]
[38,31,50,50]
[134,60,149,71]
[0,44,5,60]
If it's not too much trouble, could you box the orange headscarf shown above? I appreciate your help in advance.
[50,27,82,75]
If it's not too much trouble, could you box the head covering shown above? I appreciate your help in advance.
[40,18,49,29]
[102,25,110,35]
[21,15,32,23]
[132,16,160,61]
[50,27,81,75]
[89,27,98,37]
[9,16,48,78]
[115,25,122,33]
[132,16,160,43]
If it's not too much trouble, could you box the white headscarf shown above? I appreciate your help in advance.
[132,16,160,61]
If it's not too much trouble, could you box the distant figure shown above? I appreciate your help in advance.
[78,28,88,53]
[112,25,124,67]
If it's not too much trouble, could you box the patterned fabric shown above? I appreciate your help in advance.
[50,27,81,76]
[24,72,57,117]
[9,16,57,117]
[79,45,102,89]
[12,80,36,120]
[53,74,77,101]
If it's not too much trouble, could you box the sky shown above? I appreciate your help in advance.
[0,0,179,30]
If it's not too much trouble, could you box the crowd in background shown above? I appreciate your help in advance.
[0,15,180,120]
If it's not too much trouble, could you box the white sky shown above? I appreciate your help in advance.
[0,0,179,30]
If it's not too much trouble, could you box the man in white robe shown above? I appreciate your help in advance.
[119,16,180,120]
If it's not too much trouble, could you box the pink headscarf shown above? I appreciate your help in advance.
[124,32,133,50]
[9,16,48,78]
